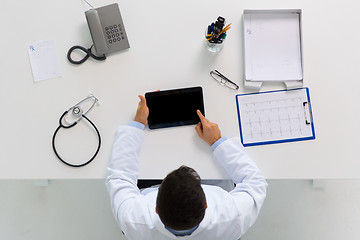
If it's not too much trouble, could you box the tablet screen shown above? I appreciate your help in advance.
[145,87,205,129]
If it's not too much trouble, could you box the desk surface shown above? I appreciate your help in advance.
[1,0,359,179]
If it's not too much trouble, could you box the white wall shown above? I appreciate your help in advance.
[1,180,360,240]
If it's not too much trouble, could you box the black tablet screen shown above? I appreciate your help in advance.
[145,87,205,129]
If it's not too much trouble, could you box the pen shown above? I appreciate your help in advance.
[219,23,231,35]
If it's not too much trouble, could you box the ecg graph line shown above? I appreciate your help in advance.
[240,97,308,142]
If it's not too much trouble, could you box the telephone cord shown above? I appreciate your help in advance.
[67,45,106,64]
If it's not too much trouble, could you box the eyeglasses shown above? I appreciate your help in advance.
[210,70,239,90]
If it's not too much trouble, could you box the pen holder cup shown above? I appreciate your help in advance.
[204,29,225,53]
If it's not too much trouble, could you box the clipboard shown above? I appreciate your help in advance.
[236,87,315,147]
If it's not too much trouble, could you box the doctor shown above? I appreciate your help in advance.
[106,95,267,240]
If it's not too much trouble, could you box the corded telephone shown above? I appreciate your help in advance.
[85,3,130,55]
[67,3,130,64]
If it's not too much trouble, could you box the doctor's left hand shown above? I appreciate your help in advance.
[134,95,149,125]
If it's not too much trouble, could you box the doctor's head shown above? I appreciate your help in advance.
[156,165,207,231]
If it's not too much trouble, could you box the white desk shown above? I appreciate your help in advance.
[1,0,359,179]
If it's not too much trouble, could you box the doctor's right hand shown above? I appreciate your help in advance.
[195,110,222,146]
[134,95,149,125]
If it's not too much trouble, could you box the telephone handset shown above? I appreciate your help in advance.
[67,3,130,64]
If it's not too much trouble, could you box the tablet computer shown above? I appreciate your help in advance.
[145,86,205,129]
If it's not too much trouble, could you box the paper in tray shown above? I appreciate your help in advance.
[243,10,303,89]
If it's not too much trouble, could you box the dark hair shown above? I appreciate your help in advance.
[156,165,206,230]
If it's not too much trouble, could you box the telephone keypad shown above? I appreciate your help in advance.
[105,24,125,44]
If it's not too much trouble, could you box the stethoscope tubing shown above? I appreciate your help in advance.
[52,111,101,168]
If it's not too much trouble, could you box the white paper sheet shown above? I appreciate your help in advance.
[244,12,303,81]
[236,88,314,145]
[28,39,62,82]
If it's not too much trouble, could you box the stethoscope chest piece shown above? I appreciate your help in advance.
[72,106,82,116]
[52,95,101,167]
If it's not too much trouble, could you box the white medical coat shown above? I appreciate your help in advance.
[106,125,267,240]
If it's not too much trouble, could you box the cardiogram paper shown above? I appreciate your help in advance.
[236,88,313,146]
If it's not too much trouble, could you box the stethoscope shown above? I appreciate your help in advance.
[52,94,101,167]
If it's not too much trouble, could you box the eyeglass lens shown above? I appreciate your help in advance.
[224,80,238,90]
[210,71,238,90]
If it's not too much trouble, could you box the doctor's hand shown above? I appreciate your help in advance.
[134,95,149,125]
[195,110,222,146]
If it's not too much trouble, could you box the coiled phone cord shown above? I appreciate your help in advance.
[67,45,106,64]
[52,111,101,167]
